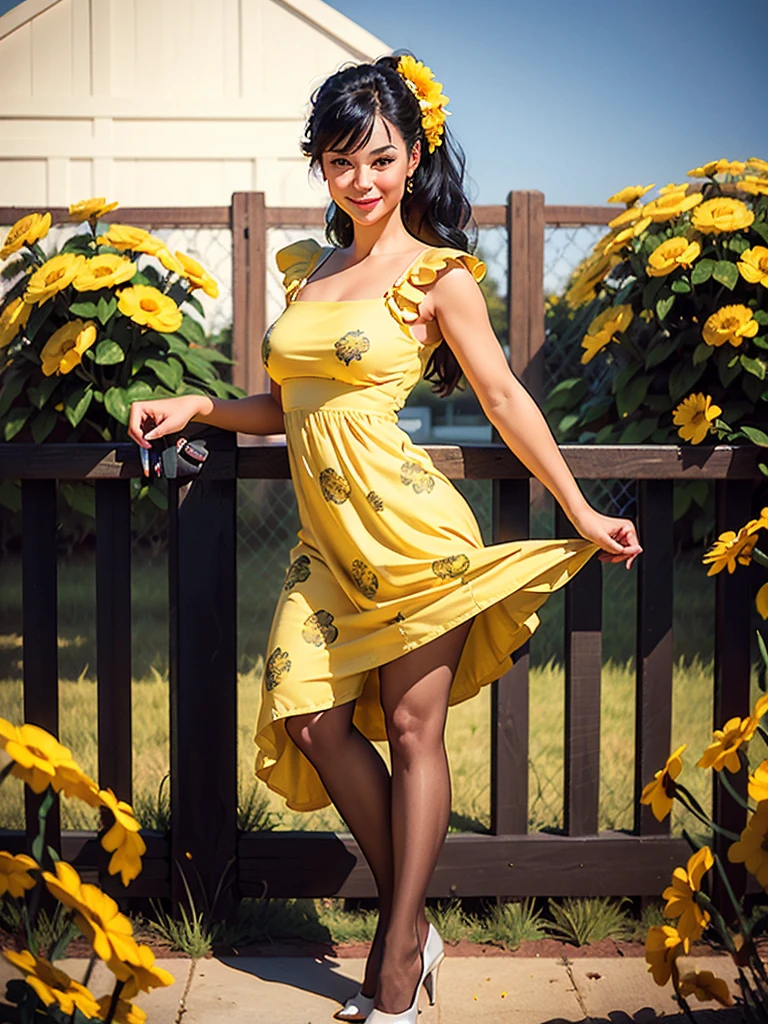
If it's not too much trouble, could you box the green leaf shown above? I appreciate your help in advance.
[0,478,21,512]
[68,300,100,318]
[691,259,716,285]
[645,334,680,369]
[193,347,235,365]
[668,359,706,402]
[619,417,658,443]
[60,482,96,518]
[184,292,205,317]
[727,235,750,255]
[94,339,125,365]
[59,234,94,255]
[612,361,641,396]
[26,375,58,410]
[148,483,168,510]
[178,349,217,383]
[31,406,57,442]
[751,221,768,246]
[25,299,55,341]
[741,425,768,447]
[670,278,691,294]
[104,386,129,425]
[656,294,675,321]
[754,310,768,326]
[125,379,154,402]
[642,277,665,309]
[64,385,93,427]
[712,260,739,290]
[717,347,742,387]
[46,843,61,863]
[3,406,31,440]
[692,342,713,365]
[177,314,206,345]
[752,336,768,349]
[145,357,183,391]
[0,371,26,418]
[740,354,766,379]
[96,295,118,326]
[557,412,581,434]
[616,373,652,417]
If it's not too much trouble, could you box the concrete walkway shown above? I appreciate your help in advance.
[3,952,745,1024]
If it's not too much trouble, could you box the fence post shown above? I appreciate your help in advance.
[168,429,238,921]
[507,190,545,402]
[231,192,268,396]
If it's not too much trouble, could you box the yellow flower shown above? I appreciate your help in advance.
[0,717,82,793]
[40,320,98,376]
[73,254,136,292]
[107,942,175,1000]
[0,851,38,898]
[2,949,101,1019]
[117,284,182,333]
[697,716,752,772]
[728,800,768,888]
[691,197,755,235]
[579,303,633,365]
[175,251,220,298]
[54,760,102,807]
[608,204,652,229]
[661,846,713,952]
[735,175,768,198]
[702,303,759,347]
[658,181,692,196]
[743,693,768,742]
[645,924,684,986]
[757,583,768,621]
[24,252,86,305]
[95,994,148,1024]
[746,157,768,177]
[97,224,163,254]
[672,393,721,445]
[155,247,184,275]
[748,759,768,802]
[703,525,758,575]
[99,786,146,886]
[737,245,768,289]
[646,237,702,277]
[601,226,638,257]
[564,251,621,308]
[640,744,687,822]
[396,55,450,154]
[641,191,703,224]
[69,197,119,223]
[42,860,143,965]
[688,159,747,178]
[0,211,51,260]
[678,969,734,1006]
[0,296,32,348]
[607,184,655,205]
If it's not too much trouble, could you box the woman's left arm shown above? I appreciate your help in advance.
[432,266,643,569]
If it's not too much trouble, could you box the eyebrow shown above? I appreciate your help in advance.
[328,144,397,155]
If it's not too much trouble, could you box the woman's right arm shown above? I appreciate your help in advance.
[128,380,284,448]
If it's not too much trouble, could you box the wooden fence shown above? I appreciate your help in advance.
[0,191,758,921]
[0,440,760,920]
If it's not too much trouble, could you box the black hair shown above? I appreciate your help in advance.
[301,52,479,397]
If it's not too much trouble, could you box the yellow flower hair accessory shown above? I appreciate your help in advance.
[396,55,450,154]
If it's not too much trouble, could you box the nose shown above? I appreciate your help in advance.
[352,165,372,192]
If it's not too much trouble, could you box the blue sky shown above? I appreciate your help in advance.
[1,0,766,204]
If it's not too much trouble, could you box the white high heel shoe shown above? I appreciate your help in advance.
[364,924,445,1023]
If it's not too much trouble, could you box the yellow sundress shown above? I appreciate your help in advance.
[253,238,600,811]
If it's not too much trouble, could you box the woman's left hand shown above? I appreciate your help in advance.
[570,507,643,569]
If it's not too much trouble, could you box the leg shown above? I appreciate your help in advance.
[284,701,394,998]
[376,617,474,1014]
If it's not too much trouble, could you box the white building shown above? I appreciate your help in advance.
[0,0,391,208]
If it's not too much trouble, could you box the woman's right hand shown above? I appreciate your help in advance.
[128,395,212,449]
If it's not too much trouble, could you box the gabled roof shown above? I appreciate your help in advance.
[0,0,391,58]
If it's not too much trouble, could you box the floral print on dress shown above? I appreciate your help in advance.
[432,553,471,580]
[302,610,338,647]
[400,460,435,494]
[265,646,291,691]
[366,490,384,512]
[351,558,378,599]
[335,329,371,365]
[284,554,311,591]
[319,467,352,504]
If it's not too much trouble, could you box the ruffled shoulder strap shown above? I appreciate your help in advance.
[385,246,487,325]
[275,238,326,303]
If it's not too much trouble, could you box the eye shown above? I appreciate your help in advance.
[330,157,351,167]
[375,157,395,167]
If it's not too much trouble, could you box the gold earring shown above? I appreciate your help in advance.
[406,177,414,194]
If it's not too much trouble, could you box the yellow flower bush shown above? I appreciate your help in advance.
[646,237,701,277]
[0,715,175,1023]
[738,245,768,288]
[661,846,713,952]
[0,195,239,445]
[691,196,755,235]
[579,303,633,364]
[701,303,759,347]
[642,189,703,224]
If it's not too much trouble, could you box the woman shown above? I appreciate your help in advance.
[129,53,641,1024]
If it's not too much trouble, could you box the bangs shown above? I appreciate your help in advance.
[315,94,390,156]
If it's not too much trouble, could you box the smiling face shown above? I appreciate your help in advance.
[320,115,421,229]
